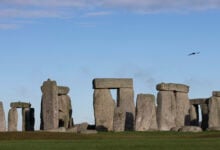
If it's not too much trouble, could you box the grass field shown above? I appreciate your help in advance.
[0,131,220,150]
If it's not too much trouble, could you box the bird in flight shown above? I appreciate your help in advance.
[188,52,200,56]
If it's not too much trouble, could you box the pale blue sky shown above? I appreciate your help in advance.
[1,0,220,130]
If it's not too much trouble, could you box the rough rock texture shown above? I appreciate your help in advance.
[8,108,18,131]
[157,91,176,131]
[212,91,220,97]
[47,127,66,132]
[175,92,190,127]
[58,86,70,95]
[189,105,199,126]
[93,78,133,89]
[207,127,220,131]
[40,79,59,130]
[58,95,72,128]
[113,108,125,132]
[156,83,189,93]
[209,96,220,128]
[10,102,31,108]
[118,88,135,131]
[0,102,6,132]
[178,126,202,132]
[201,103,209,130]
[94,89,115,131]
[135,94,158,131]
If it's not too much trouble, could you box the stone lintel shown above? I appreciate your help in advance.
[156,83,189,93]
[212,91,220,97]
[57,86,70,95]
[93,78,133,89]
[10,102,31,108]
[190,98,209,105]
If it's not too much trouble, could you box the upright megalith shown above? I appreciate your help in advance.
[156,83,190,131]
[93,78,135,131]
[40,79,73,130]
[209,91,220,128]
[135,94,158,131]
[8,108,18,131]
[0,102,6,132]
[94,89,115,131]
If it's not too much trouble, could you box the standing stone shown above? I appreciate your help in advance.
[8,108,18,132]
[22,108,30,131]
[135,94,158,131]
[41,79,59,130]
[157,91,176,131]
[118,88,135,131]
[94,89,115,131]
[189,105,199,126]
[113,108,125,132]
[175,92,190,127]
[201,103,209,130]
[58,95,72,128]
[0,102,6,131]
[209,95,220,128]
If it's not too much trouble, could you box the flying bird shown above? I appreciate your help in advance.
[188,52,200,56]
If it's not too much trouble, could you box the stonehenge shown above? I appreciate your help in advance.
[1,78,220,133]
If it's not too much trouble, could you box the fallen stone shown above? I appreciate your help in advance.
[47,127,66,132]
[178,126,202,132]
[207,127,220,131]
[93,78,133,89]
[170,127,181,132]
[8,108,18,132]
[0,102,6,132]
[135,94,158,131]
[156,83,189,93]
[113,108,125,132]
[93,89,115,131]
[58,86,70,95]
[80,130,98,134]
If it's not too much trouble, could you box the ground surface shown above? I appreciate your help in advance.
[0,131,220,150]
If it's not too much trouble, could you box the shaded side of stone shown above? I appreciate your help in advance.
[189,105,199,126]
[0,102,6,132]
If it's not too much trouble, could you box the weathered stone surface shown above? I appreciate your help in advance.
[8,108,18,132]
[157,91,176,131]
[58,95,72,128]
[190,98,209,105]
[209,96,220,128]
[170,127,181,132]
[80,130,98,134]
[156,83,189,93]
[22,108,35,131]
[201,103,209,130]
[118,88,135,131]
[178,126,202,132]
[207,127,220,131]
[47,127,66,132]
[213,91,220,97]
[135,94,158,131]
[93,78,133,89]
[113,108,125,132]
[175,92,190,127]
[10,102,31,108]
[0,102,6,132]
[40,79,59,130]
[93,89,115,131]
[58,86,70,95]
[189,105,199,126]
[75,122,89,133]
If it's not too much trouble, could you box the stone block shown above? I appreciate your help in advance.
[8,108,18,132]
[213,91,220,97]
[135,94,158,131]
[10,102,31,108]
[93,78,133,89]
[58,86,70,95]
[209,96,220,128]
[40,79,59,130]
[157,91,176,131]
[0,102,6,132]
[189,105,199,126]
[156,83,189,93]
[113,108,125,132]
[178,126,202,132]
[118,88,135,131]
[93,89,115,131]
[190,98,209,105]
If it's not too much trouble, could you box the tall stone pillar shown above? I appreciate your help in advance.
[201,103,209,130]
[8,108,18,131]
[209,91,220,128]
[0,102,6,132]
[156,83,190,131]
[22,108,30,131]
[189,105,199,126]
[93,89,115,131]
[41,79,59,130]
[135,94,158,131]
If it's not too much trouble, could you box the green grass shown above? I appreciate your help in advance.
[0,131,220,150]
